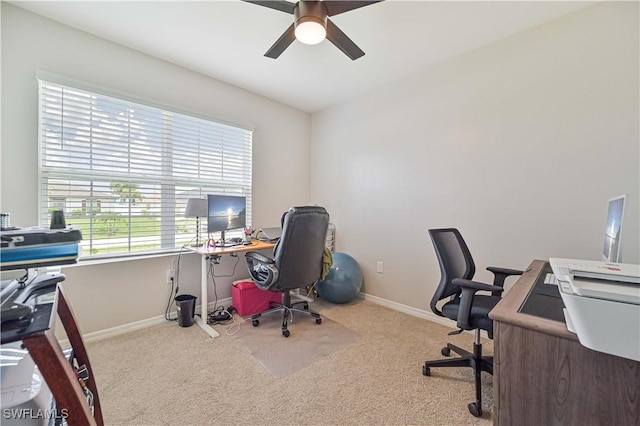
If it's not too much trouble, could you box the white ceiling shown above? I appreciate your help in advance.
[11,0,595,113]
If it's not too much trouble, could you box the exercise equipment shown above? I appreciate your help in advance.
[316,252,362,304]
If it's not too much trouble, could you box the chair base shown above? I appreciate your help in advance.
[422,330,492,417]
[250,291,321,337]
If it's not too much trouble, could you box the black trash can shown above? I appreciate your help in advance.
[175,294,197,327]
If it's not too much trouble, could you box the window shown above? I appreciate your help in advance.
[39,79,253,258]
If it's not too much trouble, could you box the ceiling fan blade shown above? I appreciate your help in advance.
[241,0,295,14]
[326,18,365,60]
[264,24,296,59]
[323,0,383,17]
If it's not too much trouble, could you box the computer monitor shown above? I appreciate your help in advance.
[207,194,247,244]
[603,194,626,263]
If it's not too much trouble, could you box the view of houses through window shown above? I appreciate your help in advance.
[39,79,253,258]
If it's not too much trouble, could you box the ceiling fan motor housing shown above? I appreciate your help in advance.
[243,0,378,59]
[294,1,328,43]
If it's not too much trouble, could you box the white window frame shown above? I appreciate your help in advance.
[38,78,253,260]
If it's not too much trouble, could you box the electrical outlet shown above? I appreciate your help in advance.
[166,269,175,284]
[376,262,384,274]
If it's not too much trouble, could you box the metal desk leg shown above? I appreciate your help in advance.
[194,255,219,338]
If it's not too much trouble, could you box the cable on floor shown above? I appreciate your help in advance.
[164,245,188,321]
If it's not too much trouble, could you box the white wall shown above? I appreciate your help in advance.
[2,2,639,335]
[310,2,639,308]
[1,4,311,333]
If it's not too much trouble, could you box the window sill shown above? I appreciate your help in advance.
[69,249,187,268]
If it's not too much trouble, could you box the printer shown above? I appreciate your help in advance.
[550,258,640,362]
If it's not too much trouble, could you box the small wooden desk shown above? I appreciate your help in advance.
[490,259,640,425]
[187,240,276,338]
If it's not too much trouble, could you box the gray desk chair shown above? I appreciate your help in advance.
[424,228,523,417]
[245,206,329,337]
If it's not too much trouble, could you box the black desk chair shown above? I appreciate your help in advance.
[245,206,329,337]
[424,228,523,417]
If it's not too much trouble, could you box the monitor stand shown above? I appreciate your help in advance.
[217,242,240,247]
[216,230,241,247]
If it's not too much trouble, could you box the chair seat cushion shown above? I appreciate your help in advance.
[441,295,501,336]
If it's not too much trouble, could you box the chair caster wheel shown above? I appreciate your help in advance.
[315,318,322,324]
[423,366,431,376]
[252,319,260,327]
[441,347,451,356]
[282,330,290,337]
[468,402,482,417]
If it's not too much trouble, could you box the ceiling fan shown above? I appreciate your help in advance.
[242,0,383,60]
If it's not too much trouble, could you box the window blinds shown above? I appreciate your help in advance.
[39,79,253,258]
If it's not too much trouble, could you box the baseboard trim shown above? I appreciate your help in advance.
[78,316,167,344]
[76,297,232,344]
[358,293,456,329]
[77,293,469,344]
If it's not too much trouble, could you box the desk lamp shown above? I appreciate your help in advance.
[184,198,207,247]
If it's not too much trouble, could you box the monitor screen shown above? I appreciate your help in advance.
[603,194,626,263]
[207,195,247,234]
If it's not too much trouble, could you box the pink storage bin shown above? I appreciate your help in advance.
[232,280,281,316]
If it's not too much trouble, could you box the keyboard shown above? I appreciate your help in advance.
[544,273,559,285]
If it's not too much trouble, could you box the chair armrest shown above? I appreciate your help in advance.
[486,266,523,277]
[452,278,505,293]
[452,278,504,331]
[486,266,523,296]
[245,251,274,265]
[245,252,278,290]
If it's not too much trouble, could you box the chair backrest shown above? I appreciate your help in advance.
[272,206,330,290]
[428,228,476,315]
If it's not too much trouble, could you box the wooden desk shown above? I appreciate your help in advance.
[490,260,640,425]
[187,240,276,338]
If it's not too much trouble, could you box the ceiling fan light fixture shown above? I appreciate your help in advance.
[293,1,328,45]
[244,0,380,60]
[295,19,326,45]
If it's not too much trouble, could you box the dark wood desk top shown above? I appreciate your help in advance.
[186,239,276,256]
[490,259,579,342]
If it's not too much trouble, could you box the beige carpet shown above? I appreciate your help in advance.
[232,311,360,378]
[87,298,493,425]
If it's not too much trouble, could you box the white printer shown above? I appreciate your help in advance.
[550,258,640,362]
